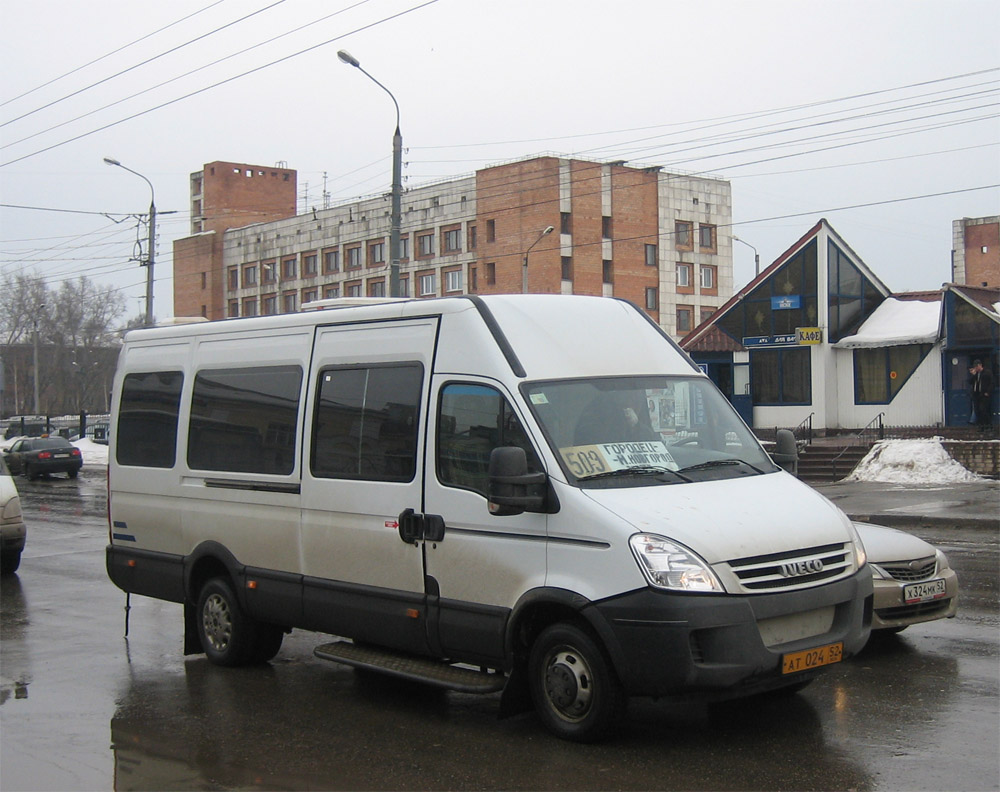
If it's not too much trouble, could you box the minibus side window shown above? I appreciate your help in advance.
[437,383,542,497]
[188,366,302,475]
[117,371,184,468]
[311,363,423,482]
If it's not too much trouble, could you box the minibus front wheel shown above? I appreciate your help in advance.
[197,577,283,666]
[528,622,625,742]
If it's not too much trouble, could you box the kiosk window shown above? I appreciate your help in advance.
[311,364,423,481]
[117,371,183,468]
[437,383,541,496]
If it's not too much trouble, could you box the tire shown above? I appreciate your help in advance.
[25,465,38,481]
[67,469,79,479]
[196,577,259,667]
[528,622,625,742]
[1,551,21,575]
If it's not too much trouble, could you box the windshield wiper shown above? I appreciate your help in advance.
[578,465,691,483]
[677,459,767,475]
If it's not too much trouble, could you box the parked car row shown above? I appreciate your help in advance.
[2,436,83,480]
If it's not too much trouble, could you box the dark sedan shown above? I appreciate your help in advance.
[3,437,83,480]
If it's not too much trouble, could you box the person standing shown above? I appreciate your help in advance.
[969,359,993,433]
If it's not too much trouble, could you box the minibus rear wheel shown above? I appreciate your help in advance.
[528,622,625,742]
[197,577,261,667]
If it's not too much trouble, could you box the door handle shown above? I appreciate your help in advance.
[396,509,446,544]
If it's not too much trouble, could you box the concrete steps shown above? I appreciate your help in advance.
[796,444,872,483]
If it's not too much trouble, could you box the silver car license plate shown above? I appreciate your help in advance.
[903,578,946,604]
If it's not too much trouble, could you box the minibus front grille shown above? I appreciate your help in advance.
[726,543,853,593]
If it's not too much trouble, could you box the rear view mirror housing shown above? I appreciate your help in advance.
[487,447,554,516]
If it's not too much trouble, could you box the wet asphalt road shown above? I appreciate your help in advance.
[1,469,998,791]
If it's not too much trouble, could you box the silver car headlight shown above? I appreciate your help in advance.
[846,522,868,570]
[629,534,723,592]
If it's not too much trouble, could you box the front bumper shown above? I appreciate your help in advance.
[871,567,958,630]
[586,568,873,700]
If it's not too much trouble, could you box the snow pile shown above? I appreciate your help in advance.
[846,438,981,484]
[74,437,109,467]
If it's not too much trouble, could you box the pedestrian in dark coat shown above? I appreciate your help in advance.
[969,359,993,432]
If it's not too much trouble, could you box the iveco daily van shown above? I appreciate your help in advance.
[107,294,872,741]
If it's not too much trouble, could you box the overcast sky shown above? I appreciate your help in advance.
[1,0,997,321]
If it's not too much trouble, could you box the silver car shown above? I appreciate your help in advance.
[1,456,26,575]
[854,522,958,631]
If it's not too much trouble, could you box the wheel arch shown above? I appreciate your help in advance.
[184,541,244,605]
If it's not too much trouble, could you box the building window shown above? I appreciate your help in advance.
[399,236,410,261]
[854,345,931,404]
[602,260,613,284]
[228,267,239,290]
[443,227,461,254]
[303,254,318,276]
[346,246,362,269]
[561,212,572,235]
[283,292,297,313]
[486,219,496,242]
[263,262,276,283]
[828,240,883,342]
[561,256,572,281]
[751,347,812,405]
[701,307,716,325]
[445,269,463,293]
[243,297,257,317]
[677,262,692,288]
[346,282,361,298]
[700,265,716,290]
[469,266,478,292]
[369,280,385,298]
[645,287,658,311]
[468,225,477,250]
[675,221,693,250]
[602,216,612,239]
[263,295,276,315]
[302,288,318,305]
[417,232,434,258]
[698,224,716,252]
[201,272,207,290]
[485,262,496,285]
[398,277,409,297]
[244,265,257,286]
[323,285,340,299]
[420,273,436,296]
[282,257,297,279]
[676,305,693,333]
[228,300,239,317]
[324,249,340,273]
[369,241,385,266]
[645,243,657,267]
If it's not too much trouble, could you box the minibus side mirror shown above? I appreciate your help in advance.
[488,446,549,516]
[771,428,799,475]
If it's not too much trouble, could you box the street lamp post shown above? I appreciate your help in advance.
[522,226,555,293]
[338,50,402,298]
[104,157,156,325]
[32,303,45,415]
[733,235,760,279]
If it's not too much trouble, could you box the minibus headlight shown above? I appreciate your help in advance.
[629,534,723,593]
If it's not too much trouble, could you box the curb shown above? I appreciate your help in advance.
[844,512,999,530]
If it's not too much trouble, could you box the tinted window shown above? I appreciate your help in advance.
[188,366,302,475]
[117,371,184,468]
[437,383,541,496]
[311,364,422,481]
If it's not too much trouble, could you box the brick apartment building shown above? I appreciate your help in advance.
[173,155,733,339]
[952,215,999,288]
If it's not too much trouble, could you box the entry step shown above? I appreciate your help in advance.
[314,641,506,694]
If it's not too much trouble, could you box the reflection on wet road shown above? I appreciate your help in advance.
[2,470,997,791]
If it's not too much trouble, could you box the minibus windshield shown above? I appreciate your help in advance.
[522,376,777,487]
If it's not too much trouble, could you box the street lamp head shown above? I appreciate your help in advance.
[542,225,554,236]
[103,157,121,167]
[337,49,360,68]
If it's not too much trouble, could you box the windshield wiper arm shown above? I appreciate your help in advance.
[677,459,766,475]
[578,465,690,482]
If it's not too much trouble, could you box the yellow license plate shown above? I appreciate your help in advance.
[781,641,843,674]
